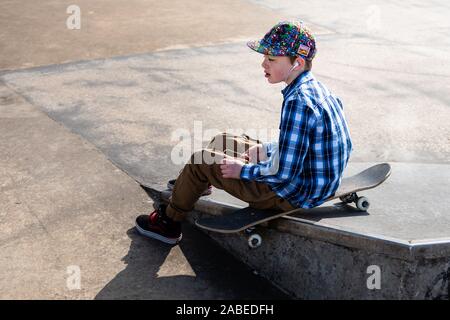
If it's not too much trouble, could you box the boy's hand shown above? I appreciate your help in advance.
[220,157,245,179]
[243,144,267,163]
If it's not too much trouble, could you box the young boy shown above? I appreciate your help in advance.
[135,21,353,244]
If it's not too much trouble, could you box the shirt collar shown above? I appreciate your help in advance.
[281,70,314,98]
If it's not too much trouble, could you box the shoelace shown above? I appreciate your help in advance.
[149,210,160,224]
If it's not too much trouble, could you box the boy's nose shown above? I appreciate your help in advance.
[261,57,268,69]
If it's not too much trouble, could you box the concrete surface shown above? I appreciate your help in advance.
[250,0,450,163]
[153,167,450,299]
[147,157,450,300]
[0,79,289,299]
[1,0,450,299]
[2,32,449,192]
[157,182,450,299]
[202,221,450,300]
[0,0,280,71]
[163,162,450,242]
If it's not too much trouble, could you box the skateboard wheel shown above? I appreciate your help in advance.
[356,196,370,211]
[248,234,262,249]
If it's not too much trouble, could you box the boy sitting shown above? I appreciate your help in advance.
[135,21,353,244]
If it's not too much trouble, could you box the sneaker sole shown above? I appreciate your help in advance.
[135,222,182,245]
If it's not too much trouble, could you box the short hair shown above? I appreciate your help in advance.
[289,56,312,71]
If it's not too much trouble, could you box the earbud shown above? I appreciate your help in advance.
[285,60,300,82]
[289,61,299,72]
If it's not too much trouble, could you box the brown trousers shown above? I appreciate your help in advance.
[166,132,295,221]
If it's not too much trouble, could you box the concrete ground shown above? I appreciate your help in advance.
[0,82,288,299]
[0,0,279,71]
[1,0,449,299]
[0,0,290,299]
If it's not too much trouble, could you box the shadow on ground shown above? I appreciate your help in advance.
[95,226,290,300]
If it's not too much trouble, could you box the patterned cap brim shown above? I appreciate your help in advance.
[246,40,267,54]
[247,39,294,57]
[247,39,285,56]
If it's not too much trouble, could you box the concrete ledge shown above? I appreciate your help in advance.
[276,216,450,261]
[162,189,450,261]
[198,225,450,299]
[160,184,450,299]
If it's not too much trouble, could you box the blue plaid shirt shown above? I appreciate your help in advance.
[240,71,353,208]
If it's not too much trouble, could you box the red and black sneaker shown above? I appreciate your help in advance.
[135,204,182,244]
[167,179,212,196]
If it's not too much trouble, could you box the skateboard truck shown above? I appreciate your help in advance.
[339,193,370,211]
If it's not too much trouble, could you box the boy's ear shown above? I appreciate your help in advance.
[295,57,305,69]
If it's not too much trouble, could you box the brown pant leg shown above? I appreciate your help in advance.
[165,133,294,221]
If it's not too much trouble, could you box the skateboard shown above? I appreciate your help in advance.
[195,163,391,248]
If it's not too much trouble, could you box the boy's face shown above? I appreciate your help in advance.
[261,55,295,84]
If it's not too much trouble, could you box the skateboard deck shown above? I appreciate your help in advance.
[195,163,391,235]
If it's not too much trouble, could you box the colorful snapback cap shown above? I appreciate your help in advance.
[247,21,316,61]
